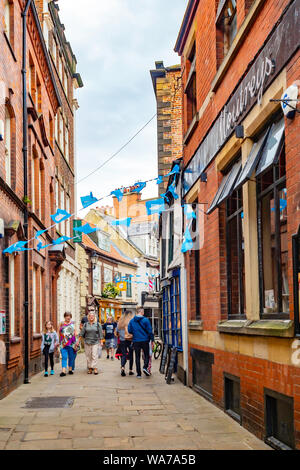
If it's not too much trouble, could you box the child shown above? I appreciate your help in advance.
[41,321,59,377]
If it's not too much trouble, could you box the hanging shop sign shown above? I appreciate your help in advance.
[281,84,299,119]
[183,0,300,196]
[0,311,6,335]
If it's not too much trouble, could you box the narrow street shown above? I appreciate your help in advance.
[0,354,269,450]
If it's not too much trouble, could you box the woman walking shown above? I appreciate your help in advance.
[41,321,59,377]
[78,311,103,375]
[116,310,134,377]
[59,312,77,377]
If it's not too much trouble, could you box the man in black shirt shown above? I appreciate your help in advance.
[102,316,117,360]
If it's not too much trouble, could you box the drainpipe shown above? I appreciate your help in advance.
[22,0,32,385]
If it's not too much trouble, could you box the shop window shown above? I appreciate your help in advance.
[224,373,241,423]
[265,388,294,450]
[257,145,289,318]
[226,182,245,318]
[185,43,197,128]
[191,348,214,400]
[216,0,237,67]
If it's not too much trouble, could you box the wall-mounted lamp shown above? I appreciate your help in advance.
[235,125,244,139]
[90,250,98,271]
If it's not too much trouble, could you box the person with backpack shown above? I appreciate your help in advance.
[116,310,134,377]
[77,311,103,375]
[128,307,154,378]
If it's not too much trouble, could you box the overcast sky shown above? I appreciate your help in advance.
[57,0,187,210]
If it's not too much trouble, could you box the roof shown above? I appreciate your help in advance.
[81,233,137,268]
[174,0,199,56]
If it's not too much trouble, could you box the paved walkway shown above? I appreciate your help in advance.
[0,353,270,450]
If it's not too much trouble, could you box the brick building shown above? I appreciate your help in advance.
[0,0,61,398]
[44,1,83,328]
[175,0,300,449]
[150,62,183,195]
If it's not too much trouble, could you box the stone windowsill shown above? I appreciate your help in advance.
[218,319,294,338]
[10,336,21,344]
[33,333,42,340]
[188,320,203,331]
[183,113,199,145]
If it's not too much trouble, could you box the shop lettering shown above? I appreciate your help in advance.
[219,57,274,142]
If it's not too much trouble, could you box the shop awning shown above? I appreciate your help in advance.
[256,118,285,176]
[234,127,270,192]
[207,161,242,215]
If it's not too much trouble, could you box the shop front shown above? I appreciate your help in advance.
[97,298,123,324]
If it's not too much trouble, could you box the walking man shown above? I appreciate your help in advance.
[128,307,154,378]
[102,316,117,360]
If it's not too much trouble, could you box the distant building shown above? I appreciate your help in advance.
[150,61,183,195]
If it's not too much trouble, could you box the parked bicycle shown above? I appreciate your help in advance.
[153,338,162,360]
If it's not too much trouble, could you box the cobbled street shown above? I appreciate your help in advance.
[0,354,270,450]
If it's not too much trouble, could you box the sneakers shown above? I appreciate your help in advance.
[137,375,142,379]
[121,369,126,377]
[60,372,66,377]
[129,371,134,376]
[68,370,74,375]
[44,372,48,377]
[106,355,109,359]
[143,368,151,377]
[50,370,54,376]
[111,357,114,361]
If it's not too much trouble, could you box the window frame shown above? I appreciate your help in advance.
[257,146,289,320]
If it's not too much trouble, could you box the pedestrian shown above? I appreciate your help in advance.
[102,316,117,360]
[59,312,77,377]
[41,320,59,377]
[77,311,103,375]
[128,307,154,378]
[116,310,134,377]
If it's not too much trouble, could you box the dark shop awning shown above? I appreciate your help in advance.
[234,127,270,192]
[256,118,285,177]
[207,160,242,215]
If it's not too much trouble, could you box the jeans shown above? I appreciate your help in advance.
[134,341,149,376]
[120,340,134,370]
[61,346,75,369]
[43,345,54,372]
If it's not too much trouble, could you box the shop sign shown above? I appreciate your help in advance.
[281,84,299,119]
[0,311,6,335]
[183,0,300,196]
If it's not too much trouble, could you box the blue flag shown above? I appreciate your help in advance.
[81,192,98,209]
[111,189,124,202]
[168,182,179,200]
[37,242,53,251]
[146,198,165,216]
[52,236,72,246]
[4,241,29,254]
[181,227,194,253]
[51,209,71,224]
[166,164,180,177]
[132,182,146,193]
[35,229,48,239]
[73,223,98,235]
[156,175,164,185]
[111,218,132,227]
[184,204,197,220]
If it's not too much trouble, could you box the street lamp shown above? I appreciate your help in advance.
[90,251,98,271]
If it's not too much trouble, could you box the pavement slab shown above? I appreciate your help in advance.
[0,353,271,450]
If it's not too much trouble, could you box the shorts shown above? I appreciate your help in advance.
[105,339,115,349]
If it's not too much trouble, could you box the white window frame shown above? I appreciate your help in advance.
[4,0,10,38]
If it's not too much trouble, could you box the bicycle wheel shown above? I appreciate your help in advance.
[154,342,162,360]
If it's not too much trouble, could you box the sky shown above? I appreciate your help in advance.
[57,0,188,210]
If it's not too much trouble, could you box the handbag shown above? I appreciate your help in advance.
[98,344,102,359]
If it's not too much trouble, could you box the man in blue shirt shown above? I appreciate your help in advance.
[128,307,154,378]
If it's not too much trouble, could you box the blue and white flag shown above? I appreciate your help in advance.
[81,192,98,209]
[50,209,71,224]
[146,198,165,216]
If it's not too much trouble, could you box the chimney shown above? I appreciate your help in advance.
[112,186,142,220]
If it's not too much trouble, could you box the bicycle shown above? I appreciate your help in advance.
[152,339,162,360]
